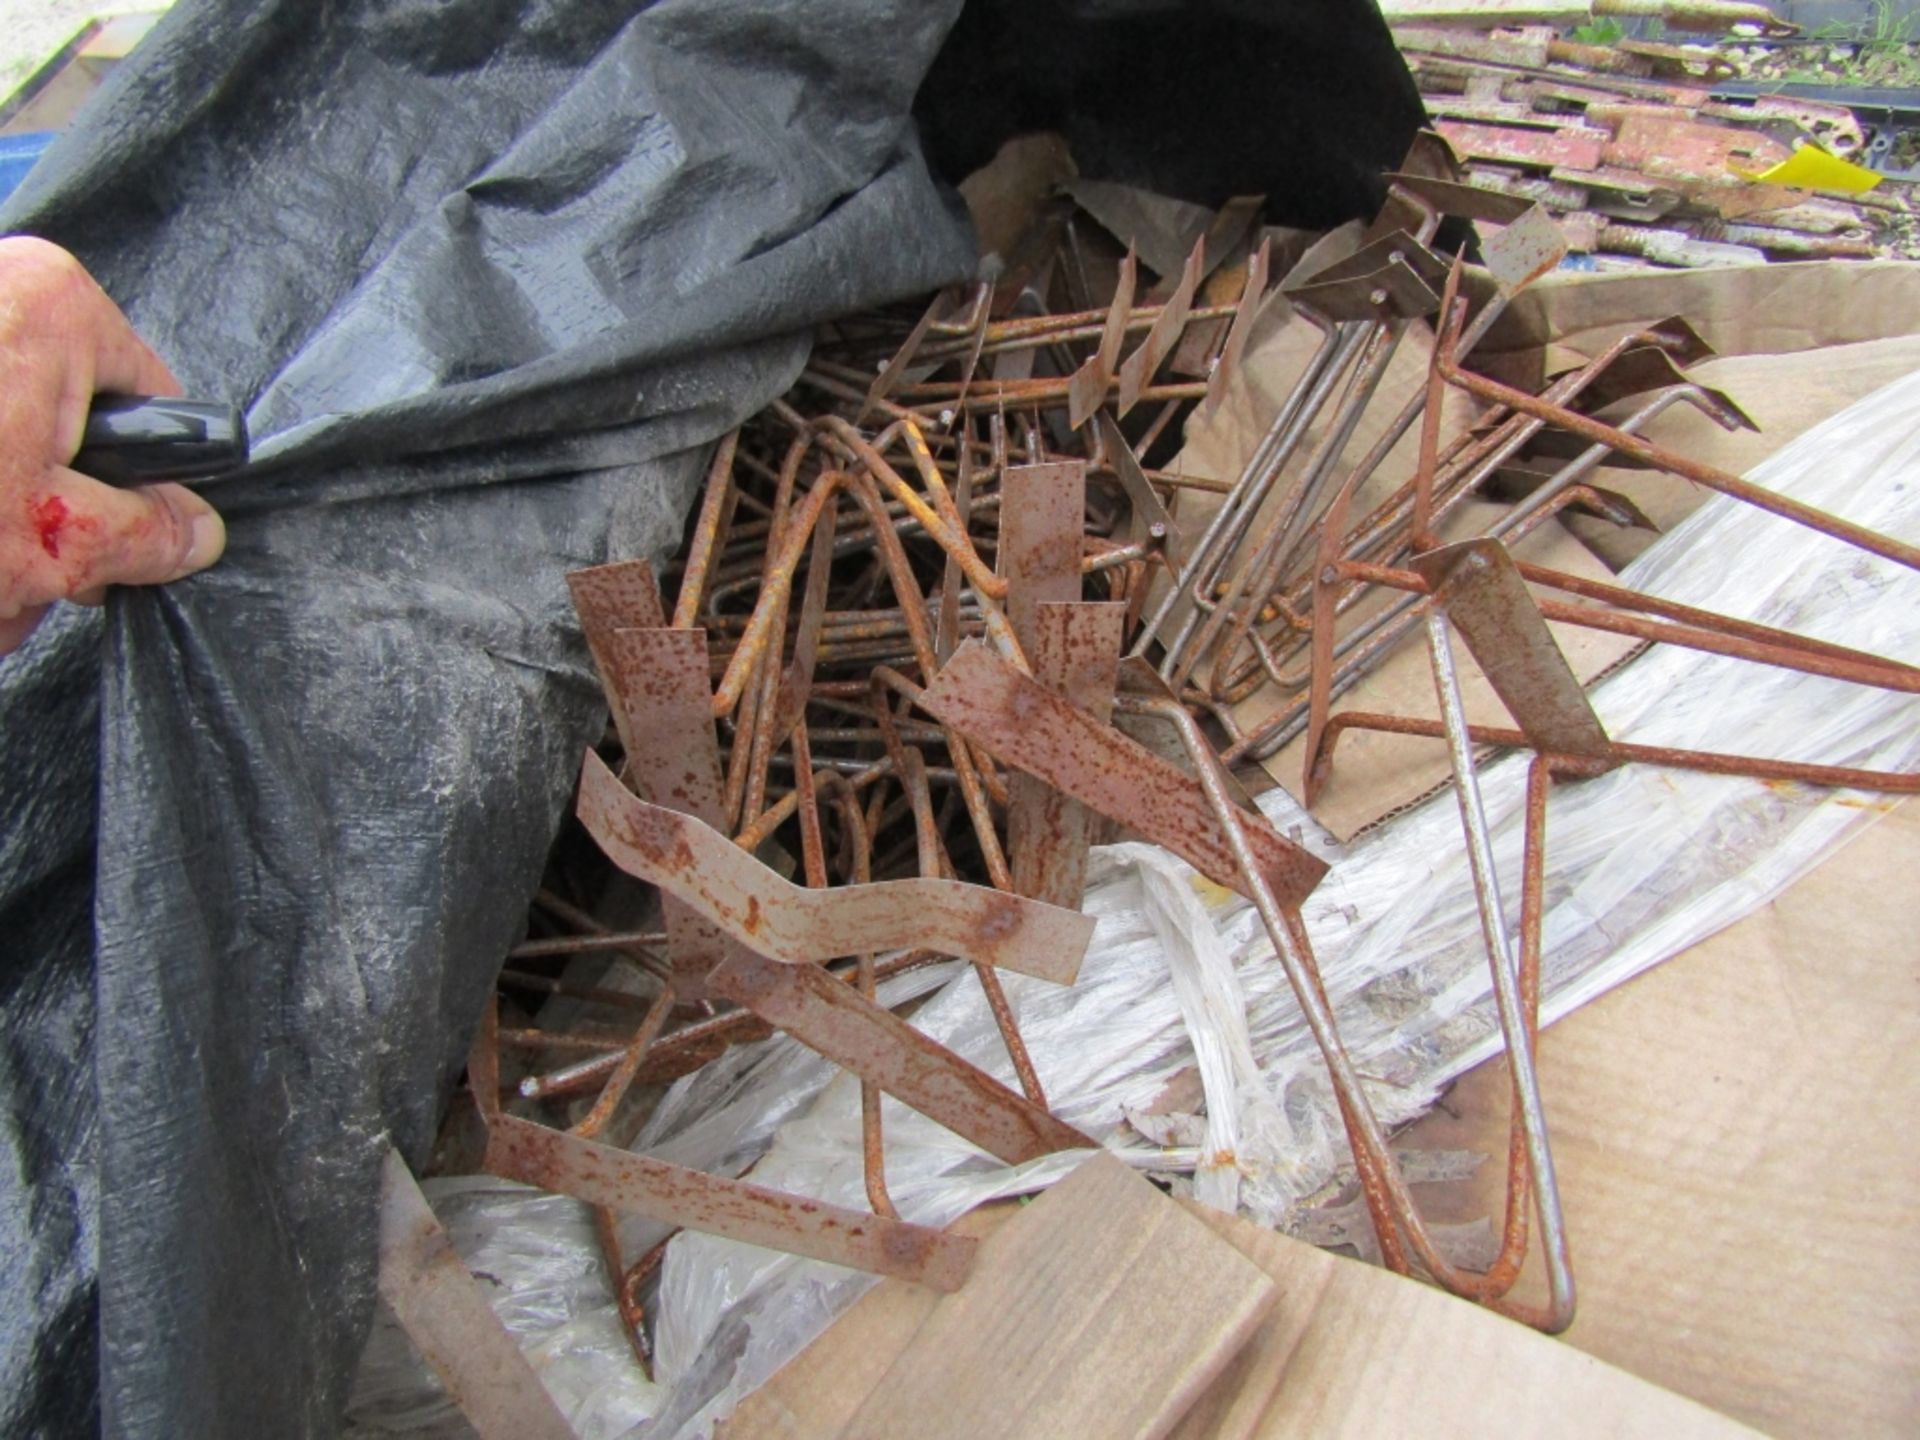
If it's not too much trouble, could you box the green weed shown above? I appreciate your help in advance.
[1568,17,1627,44]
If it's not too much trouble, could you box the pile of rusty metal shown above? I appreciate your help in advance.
[455,133,1920,1388]
[1390,22,1906,266]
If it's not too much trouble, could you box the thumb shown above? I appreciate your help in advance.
[30,470,225,599]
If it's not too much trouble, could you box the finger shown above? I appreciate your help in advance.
[9,470,225,602]
[50,276,181,464]
[0,239,181,465]
[0,604,47,656]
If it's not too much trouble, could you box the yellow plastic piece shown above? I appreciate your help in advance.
[1738,144,1883,196]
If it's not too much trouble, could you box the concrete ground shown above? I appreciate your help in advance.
[0,2,172,100]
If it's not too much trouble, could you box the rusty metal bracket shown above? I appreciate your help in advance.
[862,287,959,422]
[1000,461,1100,904]
[1011,602,1128,910]
[1410,540,1615,765]
[1068,246,1137,431]
[1309,537,1920,799]
[1289,229,1451,297]
[483,1113,977,1290]
[578,752,1090,985]
[706,948,1093,1165]
[567,559,668,755]
[574,598,1084,1172]
[1382,171,1534,224]
[1094,410,1182,574]
[596,625,732,1002]
[1201,235,1272,419]
[1432,274,1920,574]
[999,461,1087,651]
[1116,238,1203,417]
[919,641,1328,908]
[1111,691,1574,1332]
[1285,257,1441,324]
[1480,202,1571,294]
[377,1148,578,1440]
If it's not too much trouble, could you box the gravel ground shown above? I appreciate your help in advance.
[1720,39,1920,86]
[0,2,172,100]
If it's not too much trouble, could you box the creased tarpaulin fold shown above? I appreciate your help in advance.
[0,1,975,1435]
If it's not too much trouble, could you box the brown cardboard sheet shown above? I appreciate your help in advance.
[1563,334,1920,569]
[1168,1199,1763,1440]
[1487,260,1920,379]
[1399,797,1920,1440]
[957,133,1077,261]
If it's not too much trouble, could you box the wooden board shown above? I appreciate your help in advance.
[725,1156,1761,1440]
[1400,796,1920,1438]
[720,1154,1278,1440]
[1169,1202,1762,1440]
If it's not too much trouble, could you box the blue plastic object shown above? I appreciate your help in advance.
[0,131,53,202]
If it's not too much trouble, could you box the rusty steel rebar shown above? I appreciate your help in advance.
[474,149,1918,1371]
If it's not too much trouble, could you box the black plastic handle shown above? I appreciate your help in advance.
[74,395,248,486]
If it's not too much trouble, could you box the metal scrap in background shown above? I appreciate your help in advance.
[1378,2,1792,28]
[1387,10,1920,267]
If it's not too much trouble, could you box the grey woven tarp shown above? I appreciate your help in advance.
[0,0,1424,1435]
[0,1,973,1434]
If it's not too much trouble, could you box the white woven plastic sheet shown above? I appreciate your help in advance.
[352,369,1920,1438]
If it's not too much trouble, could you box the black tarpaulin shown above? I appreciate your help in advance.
[0,2,973,1433]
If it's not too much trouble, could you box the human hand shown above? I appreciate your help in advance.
[0,237,225,656]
